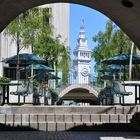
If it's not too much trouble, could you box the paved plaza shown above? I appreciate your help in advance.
[0,131,139,140]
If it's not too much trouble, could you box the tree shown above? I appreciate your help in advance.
[22,7,70,84]
[22,8,52,52]
[34,30,70,85]
[4,6,70,83]
[4,13,28,79]
[92,20,132,81]
[92,20,131,62]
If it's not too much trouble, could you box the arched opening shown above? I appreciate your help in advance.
[60,88,98,105]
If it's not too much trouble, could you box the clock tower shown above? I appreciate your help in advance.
[73,19,91,84]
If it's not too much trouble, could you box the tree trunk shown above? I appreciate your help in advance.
[16,33,20,80]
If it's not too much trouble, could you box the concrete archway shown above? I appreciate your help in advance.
[61,88,97,101]
[0,0,140,48]
[59,84,98,100]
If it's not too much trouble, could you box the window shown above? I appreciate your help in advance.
[4,67,16,80]
[42,8,52,25]
[4,67,27,80]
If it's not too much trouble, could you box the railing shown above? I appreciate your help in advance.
[56,80,102,95]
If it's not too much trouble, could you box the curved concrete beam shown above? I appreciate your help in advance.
[0,0,140,48]
[59,84,98,98]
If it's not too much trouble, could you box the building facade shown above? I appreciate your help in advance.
[72,20,91,84]
[41,3,70,48]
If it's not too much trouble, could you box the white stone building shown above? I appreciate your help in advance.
[41,3,70,47]
[72,20,91,84]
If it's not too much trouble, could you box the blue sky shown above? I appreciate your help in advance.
[70,4,109,75]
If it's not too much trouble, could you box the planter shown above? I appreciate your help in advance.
[0,76,11,83]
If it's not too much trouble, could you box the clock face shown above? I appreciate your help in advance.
[81,68,89,77]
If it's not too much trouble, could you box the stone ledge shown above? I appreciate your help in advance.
[0,106,137,114]
[0,114,133,123]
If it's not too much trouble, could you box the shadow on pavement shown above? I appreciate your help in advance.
[0,123,36,131]
[68,123,140,132]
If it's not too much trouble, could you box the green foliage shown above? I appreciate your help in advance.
[4,13,27,52]
[0,76,11,83]
[22,8,53,52]
[33,80,40,87]
[48,88,58,102]
[92,20,131,63]
[92,20,132,82]
[98,85,114,105]
[4,7,53,53]
[98,86,112,97]
[34,30,70,84]
[130,112,140,130]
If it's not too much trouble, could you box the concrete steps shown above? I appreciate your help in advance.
[0,105,138,114]
[0,105,138,131]
[0,113,133,123]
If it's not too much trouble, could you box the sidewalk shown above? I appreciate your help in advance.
[0,131,139,140]
[100,137,139,140]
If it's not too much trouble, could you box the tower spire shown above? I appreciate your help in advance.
[81,18,84,27]
[79,18,86,39]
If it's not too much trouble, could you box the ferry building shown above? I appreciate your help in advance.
[72,20,91,84]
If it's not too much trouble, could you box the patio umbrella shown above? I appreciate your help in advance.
[20,64,54,88]
[100,64,129,72]
[20,64,54,73]
[2,53,47,80]
[2,53,46,65]
[100,64,129,80]
[34,72,60,82]
[101,74,119,80]
[102,53,140,80]
[102,54,140,65]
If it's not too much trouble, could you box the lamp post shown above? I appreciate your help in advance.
[129,42,134,81]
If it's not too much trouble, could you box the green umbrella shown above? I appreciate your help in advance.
[101,73,120,80]
[100,64,129,72]
[100,64,129,80]
[2,53,46,65]
[102,54,140,65]
[2,53,47,80]
[20,64,54,72]
[20,64,54,83]
[102,53,140,80]
[34,72,60,82]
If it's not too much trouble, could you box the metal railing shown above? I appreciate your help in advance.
[56,78,102,95]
